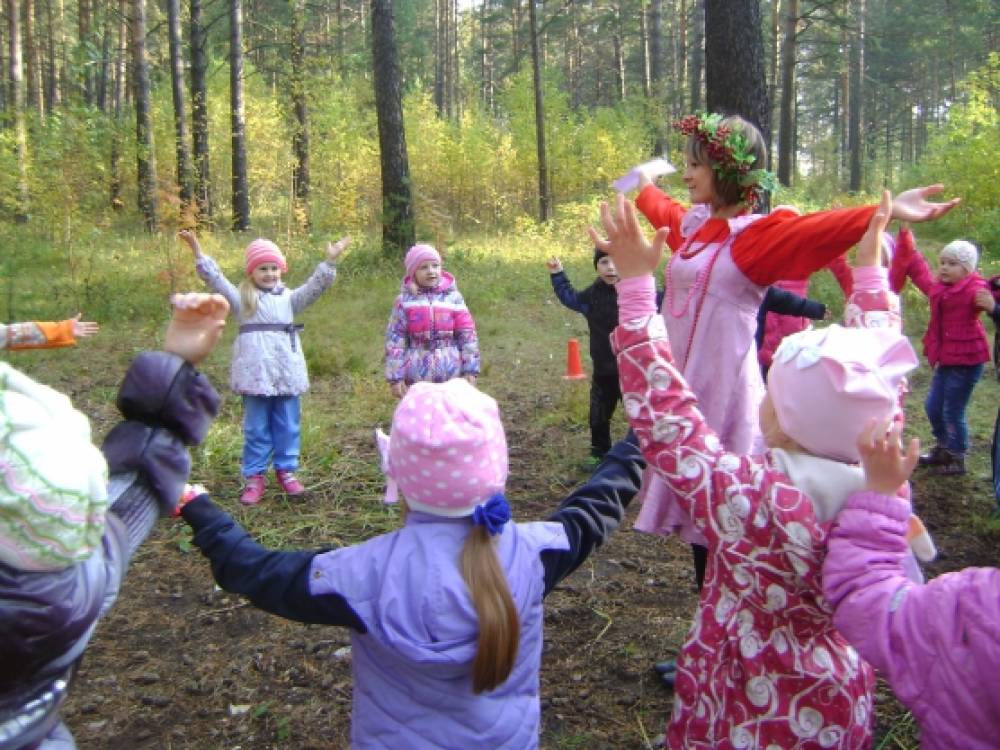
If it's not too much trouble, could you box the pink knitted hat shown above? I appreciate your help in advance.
[404,243,442,279]
[244,239,287,275]
[767,325,918,463]
[375,379,507,517]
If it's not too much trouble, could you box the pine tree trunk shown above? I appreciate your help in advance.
[847,0,864,191]
[612,3,625,101]
[23,0,42,115]
[371,0,414,255]
[78,0,92,104]
[777,0,797,185]
[290,0,310,228]
[190,0,212,222]
[96,0,111,112]
[688,0,703,111]
[527,0,550,221]
[167,0,193,206]
[230,0,250,230]
[109,0,126,210]
[132,0,158,231]
[8,0,30,221]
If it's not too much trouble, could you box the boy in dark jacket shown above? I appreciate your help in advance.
[548,249,622,469]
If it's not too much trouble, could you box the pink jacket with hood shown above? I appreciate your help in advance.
[823,489,1000,749]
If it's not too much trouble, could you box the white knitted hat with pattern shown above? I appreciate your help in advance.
[0,363,108,571]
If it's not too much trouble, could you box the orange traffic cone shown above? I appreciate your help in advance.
[563,338,587,380]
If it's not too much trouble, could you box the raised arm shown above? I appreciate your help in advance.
[179,493,366,630]
[548,259,589,314]
[540,432,645,594]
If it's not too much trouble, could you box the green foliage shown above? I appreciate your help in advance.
[903,54,1000,258]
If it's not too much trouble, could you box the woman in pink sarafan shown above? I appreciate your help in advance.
[590,190,954,748]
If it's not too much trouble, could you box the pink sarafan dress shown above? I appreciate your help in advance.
[613,314,875,749]
[633,205,767,543]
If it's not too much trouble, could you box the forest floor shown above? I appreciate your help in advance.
[12,236,996,749]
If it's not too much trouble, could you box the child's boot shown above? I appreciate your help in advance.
[240,474,266,505]
[276,469,306,496]
[918,443,950,466]
[933,450,966,476]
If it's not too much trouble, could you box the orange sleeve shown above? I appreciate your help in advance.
[29,320,76,349]
[731,205,877,286]
[634,184,687,252]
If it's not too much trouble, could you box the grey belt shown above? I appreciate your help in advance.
[239,322,304,351]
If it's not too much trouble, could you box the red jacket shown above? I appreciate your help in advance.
[901,244,990,366]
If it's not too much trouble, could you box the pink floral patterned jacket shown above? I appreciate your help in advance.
[613,314,874,749]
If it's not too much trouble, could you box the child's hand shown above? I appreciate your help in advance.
[70,313,99,338]
[856,418,920,496]
[546,257,563,273]
[588,194,667,279]
[390,381,407,399]
[178,229,203,258]
[856,190,891,268]
[974,288,996,313]
[327,236,352,263]
[890,185,960,224]
[166,293,230,366]
[172,483,208,518]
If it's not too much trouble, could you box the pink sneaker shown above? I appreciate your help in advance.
[240,474,266,506]
[275,469,305,496]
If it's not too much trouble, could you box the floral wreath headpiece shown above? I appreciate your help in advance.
[672,113,777,208]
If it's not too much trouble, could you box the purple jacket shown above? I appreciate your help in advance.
[181,434,646,749]
[312,514,566,749]
[823,490,1000,750]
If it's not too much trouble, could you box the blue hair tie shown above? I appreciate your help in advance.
[471,493,511,536]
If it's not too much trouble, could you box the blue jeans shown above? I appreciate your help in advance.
[924,364,984,454]
[242,395,301,477]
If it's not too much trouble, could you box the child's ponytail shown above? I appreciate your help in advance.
[460,525,519,693]
[238,278,259,319]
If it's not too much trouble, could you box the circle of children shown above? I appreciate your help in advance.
[2,112,999,750]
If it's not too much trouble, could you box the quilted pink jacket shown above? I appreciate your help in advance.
[824,490,1000,749]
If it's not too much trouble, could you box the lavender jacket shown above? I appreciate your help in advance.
[181,434,645,749]
[823,490,1000,749]
[196,254,336,396]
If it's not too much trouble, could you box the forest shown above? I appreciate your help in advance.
[1,1,999,749]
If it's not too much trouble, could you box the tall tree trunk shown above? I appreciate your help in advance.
[78,0,92,104]
[639,1,650,98]
[704,0,769,142]
[612,2,625,101]
[190,0,212,222]
[847,0,864,191]
[510,0,520,73]
[290,0,310,227]
[649,0,665,152]
[8,0,30,221]
[43,0,61,109]
[776,0,797,185]
[23,0,42,115]
[371,0,414,255]
[109,0,126,209]
[167,0,193,206]
[434,0,445,115]
[527,0,549,221]
[96,0,111,111]
[230,0,249,230]
[132,0,157,231]
[688,0,703,111]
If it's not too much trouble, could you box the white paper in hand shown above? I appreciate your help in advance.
[612,158,677,193]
